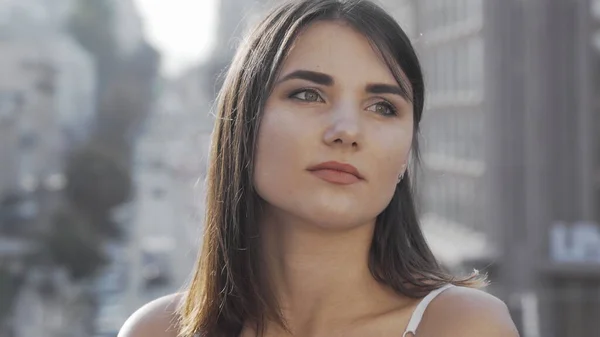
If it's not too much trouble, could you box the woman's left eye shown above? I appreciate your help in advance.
[367,101,397,116]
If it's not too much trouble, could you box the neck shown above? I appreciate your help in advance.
[258,209,398,334]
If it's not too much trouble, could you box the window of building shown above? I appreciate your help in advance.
[423,173,481,229]
[421,0,483,35]
[445,0,457,28]
[445,46,456,96]
[461,108,486,162]
[436,113,450,155]
[0,4,9,25]
[455,0,468,23]
[472,110,485,161]
[394,4,417,39]
[447,112,460,158]
[456,45,469,93]
[441,46,454,96]
[452,111,466,159]
[423,53,435,89]
[457,178,478,229]
[467,37,484,95]
[425,38,485,101]
[429,0,442,32]
[467,0,484,23]
[422,0,444,33]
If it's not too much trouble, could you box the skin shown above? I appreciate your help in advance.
[118,22,519,337]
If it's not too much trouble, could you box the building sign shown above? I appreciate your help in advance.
[550,221,600,264]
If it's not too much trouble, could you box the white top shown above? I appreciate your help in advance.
[402,284,455,337]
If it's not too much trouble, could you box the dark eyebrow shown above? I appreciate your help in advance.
[366,83,412,101]
[276,70,334,86]
[276,70,412,101]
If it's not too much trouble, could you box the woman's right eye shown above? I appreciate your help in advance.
[289,89,324,103]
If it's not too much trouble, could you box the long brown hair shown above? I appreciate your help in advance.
[177,1,485,336]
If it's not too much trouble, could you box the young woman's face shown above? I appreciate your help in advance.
[254,21,414,229]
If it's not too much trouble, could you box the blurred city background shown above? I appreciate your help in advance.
[0,0,598,336]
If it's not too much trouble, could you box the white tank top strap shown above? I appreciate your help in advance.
[402,283,455,337]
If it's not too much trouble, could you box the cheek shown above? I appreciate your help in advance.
[373,142,411,204]
[381,135,412,204]
[253,107,308,198]
[371,126,413,180]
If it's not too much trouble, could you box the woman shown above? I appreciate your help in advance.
[120,0,518,336]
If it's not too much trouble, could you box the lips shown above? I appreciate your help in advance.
[306,161,363,185]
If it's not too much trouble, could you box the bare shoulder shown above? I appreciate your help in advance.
[418,286,520,337]
[117,293,184,337]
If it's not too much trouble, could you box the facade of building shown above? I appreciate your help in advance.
[0,0,72,31]
[108,0,146,59]
[0,0,97,182]
[491,1,600,336]
[202,0,259,97]
[410,0,600,336]
[410,0,491,262]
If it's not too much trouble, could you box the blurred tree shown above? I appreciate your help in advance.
[95,73,151,153]
[40,206,107,281]
[95,41,161,150]
[64,144,131,238]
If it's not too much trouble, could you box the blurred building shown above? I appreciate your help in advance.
[406,0,600,336]
[0,1,97,336]
[0,0,97,179]
[486,0,600,336]
[0,0,72,31]
[202,0,257,97]
[108,0,146,59]
[0,1,96,231]
[175,65,217,135]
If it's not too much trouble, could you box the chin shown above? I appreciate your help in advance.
[289,200,381,231]
[256,184,389,231]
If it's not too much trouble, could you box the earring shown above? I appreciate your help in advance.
[397,164,407,184]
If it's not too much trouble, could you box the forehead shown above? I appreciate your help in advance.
[279,21,399,85]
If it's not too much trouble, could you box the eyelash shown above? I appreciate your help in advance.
[289,88,325,103]
[370,101,398,116]
[288,88,398,117]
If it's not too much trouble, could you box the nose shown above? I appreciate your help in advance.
[322,101,361,149]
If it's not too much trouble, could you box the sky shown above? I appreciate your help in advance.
[133,0,218,77]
